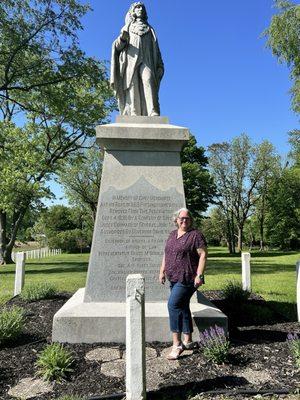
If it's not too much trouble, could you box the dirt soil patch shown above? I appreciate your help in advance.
[0,292,299,400]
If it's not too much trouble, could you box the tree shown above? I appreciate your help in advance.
[208,134,279,253]
[58,146,102,222]
[288,129,300,167]
[32,205,91,252]
[253,141,281,250]
[264,0,300,114]
[265,167,300,249]
[181,135,216,224]
[0,0,115,264]
[0,0,95,114]
[200,207,228,246]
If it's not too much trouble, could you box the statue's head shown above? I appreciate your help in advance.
[126,2,148,23]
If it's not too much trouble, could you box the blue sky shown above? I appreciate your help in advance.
[48,0,299,205]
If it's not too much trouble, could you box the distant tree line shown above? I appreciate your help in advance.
[202,132,299,252]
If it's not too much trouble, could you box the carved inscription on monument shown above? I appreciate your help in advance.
[84,177,184,302]
[99,192,178,294]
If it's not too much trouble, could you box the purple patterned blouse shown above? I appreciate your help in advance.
[164,229,207,284]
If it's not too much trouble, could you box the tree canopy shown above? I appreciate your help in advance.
[181,135,216,223]
[208,134,280,252]
[0,0,116,264]
[265,0,300,114]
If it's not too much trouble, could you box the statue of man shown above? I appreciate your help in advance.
[110,2,164,116]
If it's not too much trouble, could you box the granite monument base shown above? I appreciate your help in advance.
[52,288,228,343]
[52,116,228,343]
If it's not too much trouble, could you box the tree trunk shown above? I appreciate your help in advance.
[5,207,28,264]
[0,211,7,265]
[237,226,243,252]
[259,207,265,251]
[4,244,14,264]
[226,217,233,253]
[230,210,236,254]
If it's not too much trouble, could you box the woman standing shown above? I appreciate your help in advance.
[159,208,207,360]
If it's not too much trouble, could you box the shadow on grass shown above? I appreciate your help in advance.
[0,262,88,276]
[208,249,299,258]
[208,251,242,258]
[206,260,296,275]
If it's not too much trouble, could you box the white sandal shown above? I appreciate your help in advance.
[182,340,197,350]
[166,344,183,360]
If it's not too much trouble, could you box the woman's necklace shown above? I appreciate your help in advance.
[177,229,187,239]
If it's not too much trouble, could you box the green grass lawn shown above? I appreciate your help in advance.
[0,253,89,305]
[204,247,300,319]
[1,247,299,319]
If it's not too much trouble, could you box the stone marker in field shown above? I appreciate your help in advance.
[52,3,227,343]
[242,252,251,291]
[126,274,146,400]
[14,252,26,296]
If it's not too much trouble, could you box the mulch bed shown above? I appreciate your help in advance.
[0,291,299,400]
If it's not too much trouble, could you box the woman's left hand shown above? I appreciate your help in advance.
[194,275,203,288]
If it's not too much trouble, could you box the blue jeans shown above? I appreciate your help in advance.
[168,281,196,334]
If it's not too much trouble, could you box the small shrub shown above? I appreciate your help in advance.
[0,307,24,344]
[21,282,57,302]
[57,396,84,400]
[287,333,300,368]
[36,343,74,381]
[222,280,250,303]
[198,325,230,364]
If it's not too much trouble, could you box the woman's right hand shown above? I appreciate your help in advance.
[159,272,166,285]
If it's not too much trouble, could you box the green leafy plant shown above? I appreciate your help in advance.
[287,333,300,368]
[198,325,230,364]
[21,282,57,302]
[0,307,24,344]
[36,343,74,381]
[222,280,250,303]
[56,396,84,400]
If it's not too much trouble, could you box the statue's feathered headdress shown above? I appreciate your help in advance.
[125,2,148,24]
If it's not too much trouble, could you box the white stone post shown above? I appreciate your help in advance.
[14,252,26,296]
[126,274,146,400]
[296,261,300,322]
[242,252,251,291]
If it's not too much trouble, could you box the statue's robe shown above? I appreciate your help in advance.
[111,22,164,115]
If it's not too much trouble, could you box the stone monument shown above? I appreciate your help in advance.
[52,3,227,343]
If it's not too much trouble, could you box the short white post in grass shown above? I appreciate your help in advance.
[14,252,26,296]
[242,252,251,291]
[296,261,300,322]
[126,274,146,400]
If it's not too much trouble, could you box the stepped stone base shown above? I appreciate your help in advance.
[52,288,228,343]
